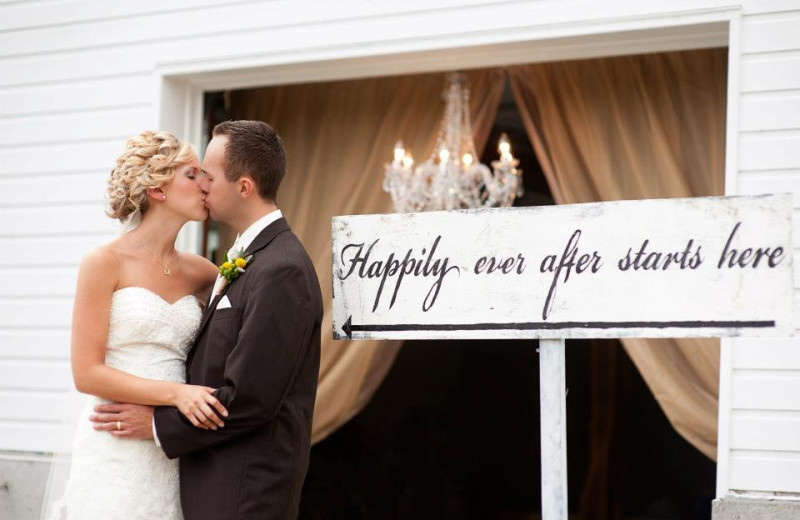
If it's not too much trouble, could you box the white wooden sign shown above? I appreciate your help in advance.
[332,195,795,340]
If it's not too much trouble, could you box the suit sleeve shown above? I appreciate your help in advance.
[154,261,316,459]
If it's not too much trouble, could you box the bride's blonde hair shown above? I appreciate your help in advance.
[106,130,197,223]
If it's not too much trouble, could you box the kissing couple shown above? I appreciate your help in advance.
[44,120,323,520]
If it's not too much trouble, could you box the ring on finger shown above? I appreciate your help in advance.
[116,420,122,431]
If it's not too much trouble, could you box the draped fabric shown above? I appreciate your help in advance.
[508,48,728,461]
[226,68,506,443]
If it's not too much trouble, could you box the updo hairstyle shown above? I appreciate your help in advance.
[106,130,197,222]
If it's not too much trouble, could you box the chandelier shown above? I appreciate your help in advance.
[383,72,523,213]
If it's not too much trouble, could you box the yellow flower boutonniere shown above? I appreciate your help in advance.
[219,247,253,282]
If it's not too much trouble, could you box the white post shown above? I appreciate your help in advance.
[539,338,568,520]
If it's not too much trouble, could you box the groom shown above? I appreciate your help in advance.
[92,120,323,519]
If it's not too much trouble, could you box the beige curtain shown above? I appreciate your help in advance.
[509,49,728,460]
[226,68,506,443]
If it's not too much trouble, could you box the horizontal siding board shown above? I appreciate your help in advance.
[730,411,800,451]
[732,337,800,369]
[0,171,106,207]
[0,106,153,148]
[0,392,69,422]
[741,12,800,54]
[2,267,78,297]
[0,361,72,391]
[731,370,800,411]
[0,423,68,453]
[0,204,116,237]
[0,234,116,267]
[741,54,800,93]
[739,132,800,171]
[0,75,152,118]
[0,300,73,328]
[729,451,800,492]
[737,170,800,206]
[0,0,230,32]
[740,91,800,132]
[0,140,123,176]
[0,330,70,359]
[743,2,800,15]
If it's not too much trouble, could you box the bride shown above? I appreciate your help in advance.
[45,130,224,520]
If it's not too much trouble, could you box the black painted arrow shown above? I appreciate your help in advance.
[340,315,775,339]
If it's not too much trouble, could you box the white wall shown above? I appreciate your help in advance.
[0,0,798,500]
[719,1,800,496]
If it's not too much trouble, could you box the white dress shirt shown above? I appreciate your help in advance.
[154,208,283,446]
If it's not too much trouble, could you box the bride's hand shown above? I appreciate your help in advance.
[172,385,228,430]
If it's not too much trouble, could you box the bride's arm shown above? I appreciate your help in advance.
[71,248,227,430]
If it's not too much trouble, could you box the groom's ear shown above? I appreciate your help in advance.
[237,176,257,200]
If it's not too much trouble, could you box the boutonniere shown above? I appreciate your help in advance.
[219,247,253,283]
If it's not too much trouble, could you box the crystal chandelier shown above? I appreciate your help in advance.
[383,72,523,213]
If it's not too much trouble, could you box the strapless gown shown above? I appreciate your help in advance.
[47,287,201,520]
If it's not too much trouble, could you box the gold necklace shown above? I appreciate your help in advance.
[135,237,172,275]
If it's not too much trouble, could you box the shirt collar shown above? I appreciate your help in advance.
[232,209,283,254]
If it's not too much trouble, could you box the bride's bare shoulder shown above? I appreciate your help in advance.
[77,242,126,293]
[79,237,141,282]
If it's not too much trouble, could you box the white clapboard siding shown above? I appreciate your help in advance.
[0,330,71,360]
[731,369,800,410]
[740,91,800,132]
[0,205,117,237]
[741,53,800,93]
[0,140,126,176]
[0,300,73,329]
[0,75,153,118]
[0,171,106,207]
[741,12,800,54]
[0,107,153,148]
[733,338,800,370]
[0,234,116,267]
[739,171,800,206]
[0,393,69,422]
[731,11,800,499]
[0,0,230,32]
[729,451,800,493]
[730,411,800,452]
[2,267,79,297]
[739,131,800,172]
[0,361,72,391]
[0,423,68,453]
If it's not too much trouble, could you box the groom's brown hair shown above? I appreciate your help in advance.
[213,120,287,202]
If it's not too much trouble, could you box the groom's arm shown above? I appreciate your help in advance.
[154,261,317,459]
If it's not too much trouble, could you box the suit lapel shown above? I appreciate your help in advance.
[192,217,291,342]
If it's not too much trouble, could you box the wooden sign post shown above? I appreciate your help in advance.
[332,194,795,519]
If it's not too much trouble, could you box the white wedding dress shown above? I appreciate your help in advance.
[46,286,201,520]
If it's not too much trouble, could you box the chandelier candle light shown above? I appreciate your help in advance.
[383,72,523,213]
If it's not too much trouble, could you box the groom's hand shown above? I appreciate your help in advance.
[90,403,154,439]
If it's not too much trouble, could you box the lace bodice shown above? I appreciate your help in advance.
[45,287,201,520]
[105,286,201,382]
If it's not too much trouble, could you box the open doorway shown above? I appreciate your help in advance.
[198,48,723,518]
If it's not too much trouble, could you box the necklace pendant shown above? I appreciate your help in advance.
[163,266,171,275]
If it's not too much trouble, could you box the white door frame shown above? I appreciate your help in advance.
[156,4,741,499]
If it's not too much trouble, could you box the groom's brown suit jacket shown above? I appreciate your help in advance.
[154,218,322,520]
